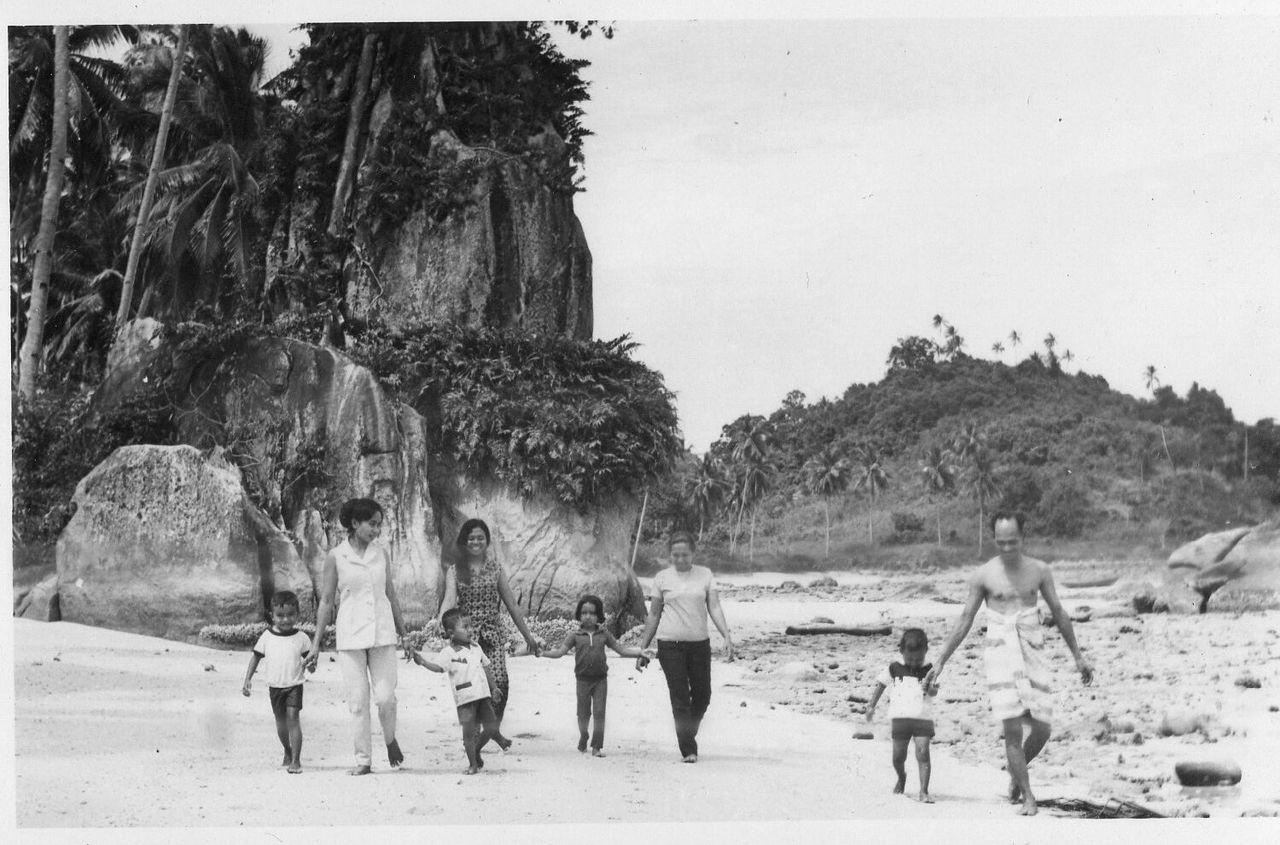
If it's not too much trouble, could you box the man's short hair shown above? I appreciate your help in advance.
[270,590,299,611]
[990,510,1026,535]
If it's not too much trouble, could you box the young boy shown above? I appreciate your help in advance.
[540,594,646,756]
[242,590,313,773]
[410,608,510,774]
[865,628,939,803]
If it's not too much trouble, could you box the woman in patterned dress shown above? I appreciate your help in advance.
[440,518,543,747]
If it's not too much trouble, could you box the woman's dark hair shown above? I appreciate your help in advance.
[668,530,696,551]
[575,594,605,622]
[339,498,383,530]
[455,518,492,549]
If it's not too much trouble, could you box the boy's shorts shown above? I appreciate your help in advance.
[269,684,304,718]
[891,718,934,740]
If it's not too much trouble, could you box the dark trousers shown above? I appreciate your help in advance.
[576,677,608,750]
[657,639,712,758]
[457,697,500,768]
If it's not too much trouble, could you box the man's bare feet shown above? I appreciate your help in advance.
[348,765,372,776]
[387,740,404,768]
[496,735,512,752]
[1008,780,1023,803]
[465,765,480,775]
[281,750,291,766]
[591,748,606,757]
[287,763,302,774]
[918,792,934,804]
[1018,798,1038,816]
[893,778,906,795]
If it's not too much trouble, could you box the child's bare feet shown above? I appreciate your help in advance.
[893,777,906,795]
[387,739,404,768]
[577,735,588,753]
[918,791,934,803]
[287,763,302,774]
[591,748,606,757]
[348,765,372,776]
[465,765,480,775]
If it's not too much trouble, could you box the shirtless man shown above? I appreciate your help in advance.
[925,511,1093,815]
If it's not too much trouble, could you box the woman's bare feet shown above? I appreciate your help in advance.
[918,792,934,804]
[1008,780,1022,803]
[281,750,292,766]
[348,765,372,776]
[387,740,404,768]
[893,777,906,794]
[1018,798,1038,816]
[287,763,302,774]
[465,765,480,775]
[681,754,698,763]
[591,748,606,757]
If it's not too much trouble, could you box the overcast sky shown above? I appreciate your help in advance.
[19,4,1280,451]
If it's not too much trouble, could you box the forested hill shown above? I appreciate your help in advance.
[649,333,1280,562]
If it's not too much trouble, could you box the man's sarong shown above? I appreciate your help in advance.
[983,606,1052,723]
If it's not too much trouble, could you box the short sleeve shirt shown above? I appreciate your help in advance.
[653,565,714,642]
[876,661,934,720]
[435,642,492,706]
[568,627,619,679]
[252,628,311,688]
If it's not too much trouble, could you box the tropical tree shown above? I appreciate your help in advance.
[1144,364,1160,394]
[738,456,772,562]
[853,443,890,544]
[965,446,1001,554]
[1043,333,1056,354]
[721,415,773,556]
[683,453,732,542]
[116,23,188,332]
[1008,330,1021,350]
[802,446,852,557]
[991,341,1004,356]
[952,419,986,464]
[16,26,71,401]
[918,444,957,547]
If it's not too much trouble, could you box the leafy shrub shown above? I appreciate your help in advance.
[998,465,1044,516]
[198,622,334,649]
[348,323,682,508]
[1036,478,1098,538]
[892,511,925,533]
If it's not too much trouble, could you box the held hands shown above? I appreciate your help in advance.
[923,665,941,690]
[524,636,543,657]
[722,639,735,663]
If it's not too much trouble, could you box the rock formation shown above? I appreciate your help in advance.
[1167,520,1280,611]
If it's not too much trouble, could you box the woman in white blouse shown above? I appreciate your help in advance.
[637,531,734,762]
[305,498,409,775]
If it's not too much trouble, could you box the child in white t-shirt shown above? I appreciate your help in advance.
[410,608,509,773]
[242,591,313,773]
[865,628,939,803]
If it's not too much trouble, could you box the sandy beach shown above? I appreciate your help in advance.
[8,563,1280,841]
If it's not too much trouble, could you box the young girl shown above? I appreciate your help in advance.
[865,628,940,803]
[409,609,510,774]
[541,594,646,756]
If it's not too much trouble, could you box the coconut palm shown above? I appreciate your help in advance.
[1008,330,1021,349]
[965,446,1001,555]
[918,444,957,547]
[991,341,1004,356]
[16,25,70,400]
[1043,333,1056,353]
[952,419,986,465]
[1144,365,1160,394]
[1063,349,1074,364]
[683,453,732,542]
[853,444,890,544]
[802,446,852,557]
[738,456,772,562]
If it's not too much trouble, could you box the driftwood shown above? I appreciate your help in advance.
[1062,575,1120,589]
[1039,797,1165,819]
[784,623,892,636]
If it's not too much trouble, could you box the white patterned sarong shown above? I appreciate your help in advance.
[984,607,1053,723]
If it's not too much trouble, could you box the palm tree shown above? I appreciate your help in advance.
[853,444,890,544]
[116,23,188,333]
[117,26,268,319]
[952,419,986,464]
[17,26,71,401]
[738,457,772,562]
[932,314,947,332]
[802,447,852,558]
[991,341,1004,355]
[1043,333,1056,353]
[1063,349,1074,365]
[965,447,1001,555]
[1008,330,1021,350]
[1144,365,1160,394]
[918,445,957,547]
[683,453,732,542]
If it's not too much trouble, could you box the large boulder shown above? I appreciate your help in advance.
[443,478,641,624]
[348,129,592,340]
[14,572,60,621]
[1168,520,1280,611]
[56,445,313,641]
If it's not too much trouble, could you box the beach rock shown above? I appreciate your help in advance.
[1234,674,1262,689]
[1168,527,1253,570]
[14,572,60,622]
[808,576,838,589]
[777,661,823,683]
[56,445,315,641]
[1159,711,1210,737]
[1168,521,1280,611]
[1174,759,1242,787]
[448,477,643,624]
[810,616,835,624]
[851,731,874,740]
[778,581,802,592]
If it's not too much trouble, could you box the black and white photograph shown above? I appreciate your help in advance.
[6,1,1280,840]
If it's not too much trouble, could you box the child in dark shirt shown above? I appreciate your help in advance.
[541,594,645,756]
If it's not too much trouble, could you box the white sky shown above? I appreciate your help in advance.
[12,3,1280,452]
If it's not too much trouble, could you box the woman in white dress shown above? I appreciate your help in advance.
[305,498,409,774]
